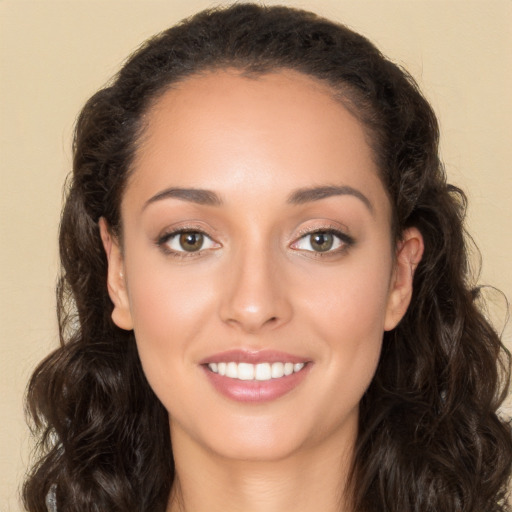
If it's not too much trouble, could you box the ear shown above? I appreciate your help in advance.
[99,217,134,330]
[384,227,424,331]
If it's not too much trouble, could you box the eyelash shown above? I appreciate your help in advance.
[156,226,355,259]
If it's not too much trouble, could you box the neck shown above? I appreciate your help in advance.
[167,422,357,512]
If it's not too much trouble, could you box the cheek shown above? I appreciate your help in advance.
[130,271,214,332]
[123,255,218,391]
[304,246,392,332]
[298,249,393,383]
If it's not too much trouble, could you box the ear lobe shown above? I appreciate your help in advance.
[99,217,134,331]
[384,227,424,331]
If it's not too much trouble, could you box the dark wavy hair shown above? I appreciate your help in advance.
[23,4,511,511]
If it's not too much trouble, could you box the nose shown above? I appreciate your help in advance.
[219,246,293,333]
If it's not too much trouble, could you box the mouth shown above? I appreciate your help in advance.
[200,350,312,402]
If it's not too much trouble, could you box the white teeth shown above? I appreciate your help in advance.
[255,363,272,381]
[284,362,294,376]
[271,362,284,378]
[207,361,306,380]
[237,362,255,381]
[226,362,238,378]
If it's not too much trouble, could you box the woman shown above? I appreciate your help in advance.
[23,3,511,511]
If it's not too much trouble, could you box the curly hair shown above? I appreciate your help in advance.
[23,4,511,511]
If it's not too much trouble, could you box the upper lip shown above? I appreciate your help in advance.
[199,349,310,365]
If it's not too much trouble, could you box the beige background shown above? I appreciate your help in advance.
[1,1,511,510]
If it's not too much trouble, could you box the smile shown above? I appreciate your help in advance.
[207,361,306,381]
[201,350,312,402]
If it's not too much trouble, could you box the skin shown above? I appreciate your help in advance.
[100,69,423,512]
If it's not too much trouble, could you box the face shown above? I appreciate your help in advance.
[101,70,422,463]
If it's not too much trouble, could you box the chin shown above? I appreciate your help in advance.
[170,402,360,464]
[208,429,309,462]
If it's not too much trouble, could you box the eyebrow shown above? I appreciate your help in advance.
[142,184,373,213]
[143,187,223,210]
[287,185,374,214]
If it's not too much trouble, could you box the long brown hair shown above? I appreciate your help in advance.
[24,4,511,511]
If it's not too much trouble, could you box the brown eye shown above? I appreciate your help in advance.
[159,229,220,255]
[309,232,334,252]
[179,232,204,252]
[291,229,353,254]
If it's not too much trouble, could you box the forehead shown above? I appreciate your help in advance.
[136,69,371,161]
[127,69,388,217]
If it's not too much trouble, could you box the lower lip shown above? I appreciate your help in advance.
[202,364,311,403]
